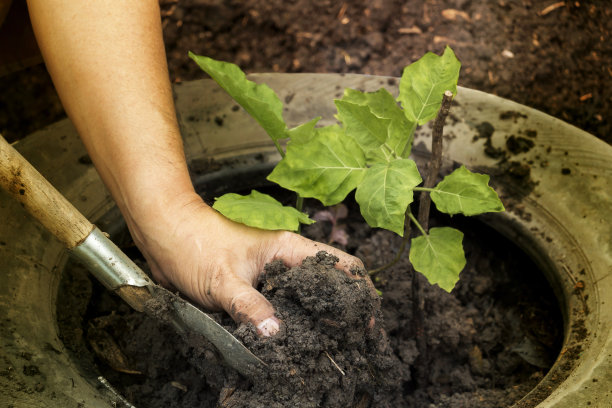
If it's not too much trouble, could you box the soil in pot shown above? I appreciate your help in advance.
[57,191,563,408]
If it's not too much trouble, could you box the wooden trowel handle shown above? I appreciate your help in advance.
[0,138,265,376]
[0,135,94,248]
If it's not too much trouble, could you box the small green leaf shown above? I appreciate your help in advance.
[398,46,461,125]
[189,53,287,141]
[388,115,415,158]
[430,165,505,216]
[213,190,314,231]
[342,88,397,116]
[267,125,367,206]
[355,159,422,235]
[335,99,390,151]
[340,88,416,159]
[409,227,466,292]
[287,117,320,145]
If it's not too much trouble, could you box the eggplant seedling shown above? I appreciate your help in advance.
[189,46,504,292]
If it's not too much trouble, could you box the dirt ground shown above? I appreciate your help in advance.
[0,0,610,145]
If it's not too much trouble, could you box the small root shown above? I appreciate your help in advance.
[324,351,345,376]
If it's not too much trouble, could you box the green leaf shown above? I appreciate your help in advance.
[189,53,287,141]
[213,190,314,231]
[342,88,396,115]
[335,99,390,151]
[430,166,505,216]
[409,227,466,292]
[287,117,320,145]
[355,159,422,235]
[340,88,416,159]
[267,125,367,206]
[398,46,461,125]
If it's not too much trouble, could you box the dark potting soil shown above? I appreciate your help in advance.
[220,252,396,407]
[57,200,563,408]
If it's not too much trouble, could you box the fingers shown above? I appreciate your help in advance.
[277,231,364,276]
[274,232,379,300]
[216,275,280,337]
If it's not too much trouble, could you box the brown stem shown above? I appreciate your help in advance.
[413,90,453,387]
[417,90,454,229]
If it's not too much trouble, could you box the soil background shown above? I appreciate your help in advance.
[0,0,611,145]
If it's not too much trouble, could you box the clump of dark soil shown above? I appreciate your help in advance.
[223,252,397,407]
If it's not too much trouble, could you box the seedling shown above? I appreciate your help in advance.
[189,47,504,292]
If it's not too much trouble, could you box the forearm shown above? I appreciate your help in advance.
[25,1,366,333]
[26,0,196,231]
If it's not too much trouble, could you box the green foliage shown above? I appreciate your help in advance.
[191,47,502,293]
[430,166,505,216]
[335,99,392,154]
[339,88,415,159]
[355,159,422,236]
[268,125,367,206]
[188,52,288,141]
[287,117,320,145]
[213,190,314,231]
[409,227,466,292]
[398,46,461,125]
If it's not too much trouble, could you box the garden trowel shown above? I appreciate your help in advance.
[0,135,265,377]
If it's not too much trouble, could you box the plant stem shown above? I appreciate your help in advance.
[369,208,412,275]
[295,196,304,212]
[407,212,427,236]
[411,258,426,387]
[296,195,305,234]
[412,90,453,388]
[273,140,286,159]
[413,187,435,192]
[417,90,453,229]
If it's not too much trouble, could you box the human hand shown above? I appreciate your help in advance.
[128,191,366,337]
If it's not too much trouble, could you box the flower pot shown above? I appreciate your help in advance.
[1,74,610,407]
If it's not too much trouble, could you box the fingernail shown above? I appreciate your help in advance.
[257,317,280,337]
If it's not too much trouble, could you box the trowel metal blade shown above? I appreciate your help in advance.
[148,285,266,377]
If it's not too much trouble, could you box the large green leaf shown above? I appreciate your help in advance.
[355,159,422,235]
[340,88,415,159]
[267,126,367,206]
[430,166,505,216]
[213,190,314,231]
[409,227,466,292]
[189,53,287,141]
[398,46,461,125]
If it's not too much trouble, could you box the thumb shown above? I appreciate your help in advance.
[217,276,280,337]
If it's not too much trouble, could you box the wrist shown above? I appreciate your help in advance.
[121,188,211,266]
[123,186,203,228]
[115,171,204,242]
